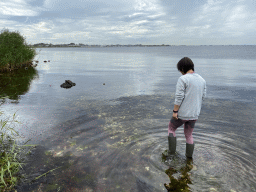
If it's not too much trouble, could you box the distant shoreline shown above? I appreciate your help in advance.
[29,45,255,48]
[29,45,170,48]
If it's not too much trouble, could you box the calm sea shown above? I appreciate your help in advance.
[1,46,256,192]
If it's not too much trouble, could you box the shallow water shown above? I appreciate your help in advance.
[1,46,256,191]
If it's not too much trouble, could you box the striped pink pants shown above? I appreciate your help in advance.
[168,117,197,144]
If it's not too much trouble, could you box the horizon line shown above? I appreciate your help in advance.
[28,44,256,46]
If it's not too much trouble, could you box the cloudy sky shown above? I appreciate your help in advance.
[1,0,256,45]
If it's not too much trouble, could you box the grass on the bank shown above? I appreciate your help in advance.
[0,98,62,191]
[0,28,37,73]
[0,105,37,191]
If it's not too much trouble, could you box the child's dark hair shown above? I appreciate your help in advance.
[177,57,194,74]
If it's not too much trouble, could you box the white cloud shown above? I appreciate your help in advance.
[219,4,256,36]
[128,12,145,18]
[0,19,17,27]
[33,21,53,33]
[190,0,256,38]
[0,0,38,16]
[147,13,165,19]
[183,25,211,38]
[43,0,52,8]
[193,0,222,23]
[42,0,136,13]
[224,5,248,28]
[133,20,149,25]
[55,18,74,23]
[134,0,162,12]
[52,31,91,40]
[228,5,248,21]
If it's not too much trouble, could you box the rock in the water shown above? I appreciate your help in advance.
[60,80,76,88]
[60,83,72,88]
[65,80,76,86]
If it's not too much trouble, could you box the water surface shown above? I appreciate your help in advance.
[1,46,256,192]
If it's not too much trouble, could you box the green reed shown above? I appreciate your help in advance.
[0,102,38,191]
[0,98,60,191]
[0,100,62,191]
[0,28,37,73]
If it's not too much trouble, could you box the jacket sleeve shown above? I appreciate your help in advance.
[202,81,206,101]
[174,77,186,105]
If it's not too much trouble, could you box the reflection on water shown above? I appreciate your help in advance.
[1,47,256,191]
[0,66,39,101]
[162,152,193,192]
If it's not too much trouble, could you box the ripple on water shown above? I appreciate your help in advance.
[8,94,256,191]
[191,124,256,192]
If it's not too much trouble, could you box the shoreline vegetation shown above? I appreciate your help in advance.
[0,28,48,191]
[0,28,38,74]
[0,60,37,73]
[0,108,37,191]
[0,104,59,192]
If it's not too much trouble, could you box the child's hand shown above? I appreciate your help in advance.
[172,112,178,120]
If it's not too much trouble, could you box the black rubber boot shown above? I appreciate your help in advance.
[186,143,194,158]
[168,133,176,155]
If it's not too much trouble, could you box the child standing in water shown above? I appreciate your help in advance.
[168,57,206,158]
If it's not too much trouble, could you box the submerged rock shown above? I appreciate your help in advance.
[60,80,76,89]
